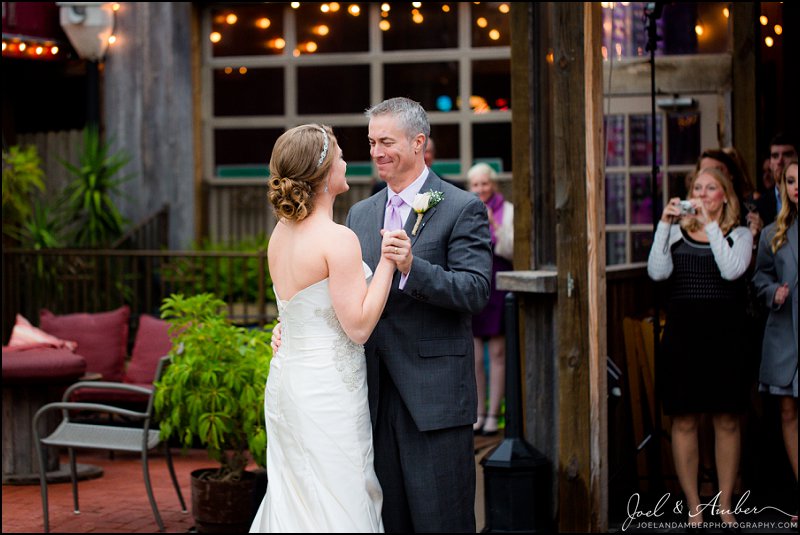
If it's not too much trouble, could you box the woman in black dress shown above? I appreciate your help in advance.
[647,167,753,529]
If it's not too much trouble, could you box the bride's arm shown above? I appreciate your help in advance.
[327,227,395,344]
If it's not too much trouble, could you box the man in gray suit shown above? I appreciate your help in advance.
[346,97,492,532]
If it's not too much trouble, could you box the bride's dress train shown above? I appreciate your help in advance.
[250,263,383,533]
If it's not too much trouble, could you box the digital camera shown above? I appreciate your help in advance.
[679,200,696,215]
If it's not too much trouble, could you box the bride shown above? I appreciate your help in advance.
[250,124,402,533]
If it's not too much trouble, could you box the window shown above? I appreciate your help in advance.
[603,95,717,268]
[203,2,511,188]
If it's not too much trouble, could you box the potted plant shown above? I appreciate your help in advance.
[153,292,274,532]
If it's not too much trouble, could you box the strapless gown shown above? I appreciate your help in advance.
[249,262,384,533]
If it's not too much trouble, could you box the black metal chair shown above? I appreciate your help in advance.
[33,355,187,532]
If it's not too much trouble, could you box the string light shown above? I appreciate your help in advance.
[108,35,117,45]
[489,29,500,40]
[379,20,391,31]
[774,24,782,35]
[210,32,222,43]
[760,15,768,26]
[764,36,774,47]
[291,2,299,9]
[226,13,238,25]
[256,18,271,29]
[348,5,360,16]
[329,2,340,12]
[723,7,729,18]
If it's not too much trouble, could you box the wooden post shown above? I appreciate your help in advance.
[731,3,758,190]
[506,2,606,531]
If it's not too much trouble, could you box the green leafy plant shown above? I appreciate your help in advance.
[2,144,46,240]
[60,126,133,247]
[154,293,274,482]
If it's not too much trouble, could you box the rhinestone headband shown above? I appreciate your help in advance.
[317,126,329,168]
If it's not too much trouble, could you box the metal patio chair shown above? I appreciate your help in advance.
[33,355,187,532]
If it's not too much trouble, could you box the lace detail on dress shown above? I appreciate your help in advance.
[315,306,365,391]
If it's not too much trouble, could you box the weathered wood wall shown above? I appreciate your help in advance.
[103,2,196,249]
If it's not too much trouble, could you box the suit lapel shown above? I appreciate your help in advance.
[363,192,387,267]
[407,173,443,246]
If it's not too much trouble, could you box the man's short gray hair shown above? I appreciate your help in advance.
[365,97,431,146]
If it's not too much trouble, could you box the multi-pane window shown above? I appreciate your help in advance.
[202,2,511,187]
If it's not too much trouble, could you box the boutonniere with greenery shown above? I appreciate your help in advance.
[411,190,444,235]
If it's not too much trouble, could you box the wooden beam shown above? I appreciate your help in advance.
[731,3,758,191]
[584,4,607,532]
[551,2,606,531]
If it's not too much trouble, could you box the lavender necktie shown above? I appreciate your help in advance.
[385,194,405,231]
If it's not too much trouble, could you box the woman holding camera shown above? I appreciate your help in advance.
[648,167,753,529]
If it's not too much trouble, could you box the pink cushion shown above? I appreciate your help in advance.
[40,306,130,382]
[7,314,78,352]
[124,314,172,384]
[2,347,86,384]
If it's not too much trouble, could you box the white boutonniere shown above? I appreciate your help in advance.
[411,190,444,235]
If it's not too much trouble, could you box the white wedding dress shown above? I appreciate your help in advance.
[250,262,384,533]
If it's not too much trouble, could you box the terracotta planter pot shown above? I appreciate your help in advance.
[190,468,266,533]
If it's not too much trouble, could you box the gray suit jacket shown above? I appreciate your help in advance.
[346,171,492,431]
[753,219,798,388]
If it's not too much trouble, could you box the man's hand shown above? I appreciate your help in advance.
[271,321,282,354]
[381,229,413,275]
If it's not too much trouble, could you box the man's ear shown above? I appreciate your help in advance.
[414,134,426,154]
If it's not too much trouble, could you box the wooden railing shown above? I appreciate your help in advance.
[2,248,276,343]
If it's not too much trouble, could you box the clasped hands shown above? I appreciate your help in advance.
[380,229,412,275]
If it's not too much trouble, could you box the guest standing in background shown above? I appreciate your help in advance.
[753,159,798,495]
[647,167,752,529]
[468,162,513,436]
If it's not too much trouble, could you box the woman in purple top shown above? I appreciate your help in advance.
[468,163,513,436]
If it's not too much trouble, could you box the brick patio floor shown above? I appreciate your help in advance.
[3,435,502,533]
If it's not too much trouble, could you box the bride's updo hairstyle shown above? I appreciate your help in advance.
[267,124,336,222]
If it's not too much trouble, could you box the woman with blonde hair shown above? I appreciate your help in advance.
[753,159,798,499]
[648,167,753,529]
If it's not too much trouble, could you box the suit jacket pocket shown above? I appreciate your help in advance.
[418,337,466,358]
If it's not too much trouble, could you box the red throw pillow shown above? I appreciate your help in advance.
[40,306,131,382]
[6,314,78,352]
[124,314,173,385]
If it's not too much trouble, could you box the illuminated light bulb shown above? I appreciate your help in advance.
[442,4,450,12]
[348,4,360,16]
[381,3,390,11]
[239,66,247,74]
[18,43,26,52]
[546,49,554,64]
[489,29,500,40]
[412,2,421,7]
[2,42,6,52]
[477,17,488,28]
[210,32,222,43]
[293,48,301,57]
[723,7,729,18]
[224,66,233,74]
[379,20,391,31]
[381,11,388,17]
[313,24,329,36]
[51,45,59,55]
[329,2,340,11]
[695,24,703,36]
[291,2,300,8]
[112,3,120,11]
[760,15,768,26]
[226,13,238,25]
[499,3,510,14]
[765,36,774,47]
[306,41,318,52]
[35,46,44,55]
[268,37,287,49]
[601,45,608,60]
[774,24,782,35]
[257,18,271,29]
[321,4,330,13]
[108,35,117,45]
[413,12,423,24]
